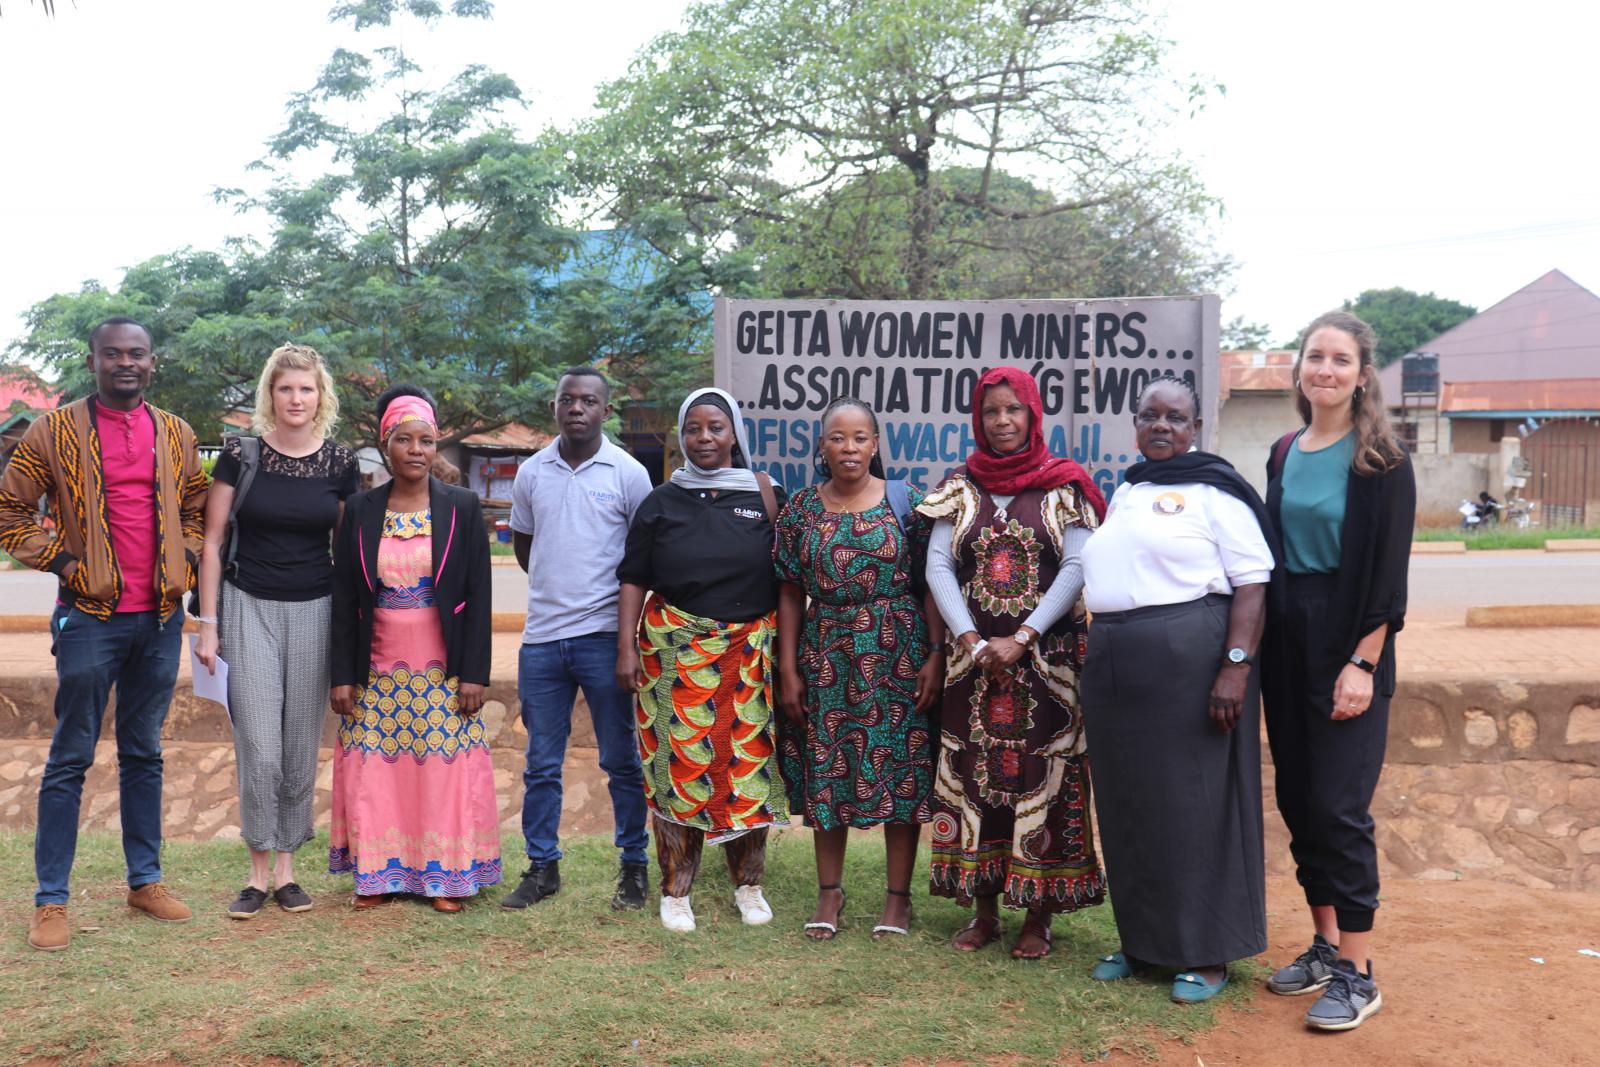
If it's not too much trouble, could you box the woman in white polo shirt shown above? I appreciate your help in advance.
[1079,374,1277,1004]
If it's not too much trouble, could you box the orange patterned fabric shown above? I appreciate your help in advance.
[635,593,787,841]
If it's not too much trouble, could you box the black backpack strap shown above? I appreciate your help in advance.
[1270,430,1299,479]
[224,436,262,573]
[885,478,911,533]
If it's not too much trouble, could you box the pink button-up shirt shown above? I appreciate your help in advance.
[94,398,159,612]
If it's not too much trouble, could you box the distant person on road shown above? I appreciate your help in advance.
[327,385,499,912]
[1079,374,1275,1004]
[617,386,789,932]
[918,366,1108,960]
[1475,491,1499,524]
[504,367,654,912]
[0,316,209,951]
[773,397,944,942]
[1261,310,1415,1032]
[194,344,358,919]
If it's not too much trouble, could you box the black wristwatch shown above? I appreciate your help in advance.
[1224,647,1254,667]
[1348,654,1377,674]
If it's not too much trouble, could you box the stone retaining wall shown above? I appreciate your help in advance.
[1260,680,1600,892]
[2,674,1597,890]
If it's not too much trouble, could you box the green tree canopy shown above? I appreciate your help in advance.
[10,1,619,446]
[569,0,1226,303]
[9,247,298,437]
[1338,287,1477,367]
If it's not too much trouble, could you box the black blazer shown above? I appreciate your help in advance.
[1263,429,1416,698]
[330,477,493,689]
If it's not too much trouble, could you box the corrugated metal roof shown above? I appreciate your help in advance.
[1378,269,1600,402]
[1219,350,1294,400]
[459,423,552,451]
[1440,378,1600,414]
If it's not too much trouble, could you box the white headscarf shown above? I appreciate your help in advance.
[669,387,761,492]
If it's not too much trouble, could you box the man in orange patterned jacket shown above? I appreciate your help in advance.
[0,316,208,951]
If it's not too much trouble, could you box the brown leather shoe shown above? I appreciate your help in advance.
[351,893,394,910]
[431,896,464,913]
[127,883,193,922]
[29,904,70,951]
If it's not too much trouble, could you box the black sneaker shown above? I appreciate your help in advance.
[228,886,269,920]
[1267,933,1338,995]
[612,861,649,911]
[500,861,560,909]
[1305,959,1383,1031]
[274,883,314,913]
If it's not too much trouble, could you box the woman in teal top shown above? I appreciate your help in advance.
[1278,432,1354,573]
[1262,311,1415,1035]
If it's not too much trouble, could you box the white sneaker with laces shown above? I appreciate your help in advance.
[734,884,773,926]
[659,893,696,933]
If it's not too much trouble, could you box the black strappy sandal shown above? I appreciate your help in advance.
[872,887,913,939]
[803,883,846,940]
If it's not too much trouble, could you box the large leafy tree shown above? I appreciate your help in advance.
[571,0,1225,303]
[12,0,592,446]
[224,1,578,443]
[1341,287,1477,367]
[9,247,299,437]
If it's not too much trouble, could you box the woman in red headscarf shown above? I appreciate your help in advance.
[917,367,1108,959]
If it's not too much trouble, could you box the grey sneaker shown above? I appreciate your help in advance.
[1268,933,1338,995]
[1305,959,1382,1031]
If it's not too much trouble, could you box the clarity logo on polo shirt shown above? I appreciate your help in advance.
[1151,491,1186,516]
[587,488,619,505]
[733,506,764,520]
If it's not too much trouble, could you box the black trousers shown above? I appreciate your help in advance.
[1263,573,1389,933]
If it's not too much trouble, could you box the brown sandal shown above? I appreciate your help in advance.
[1011,915,1053,960]
[351,893,394,910]
[953,914,1002,952]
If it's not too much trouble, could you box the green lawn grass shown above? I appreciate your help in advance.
[1414,524,1600,550]
[0,830,1257,1065]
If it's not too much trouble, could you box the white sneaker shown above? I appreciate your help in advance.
[659,893,696,933]
[734,884,773,926]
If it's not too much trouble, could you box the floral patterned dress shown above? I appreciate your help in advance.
[917,475,1105,915]
[773,485,935,829]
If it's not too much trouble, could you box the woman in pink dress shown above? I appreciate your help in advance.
[328,385,500,912]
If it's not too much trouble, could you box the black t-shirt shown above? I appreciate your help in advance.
[616,482,787,622]
[214,437,360,602]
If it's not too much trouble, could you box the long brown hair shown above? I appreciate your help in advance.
[1292,310,1405,476]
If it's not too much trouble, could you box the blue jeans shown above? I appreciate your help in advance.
[518,632,648,866]
[35,605,184,906]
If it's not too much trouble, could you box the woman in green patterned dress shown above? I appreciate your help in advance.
[775,398,946,941]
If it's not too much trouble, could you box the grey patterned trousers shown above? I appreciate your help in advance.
[219,582,332,854]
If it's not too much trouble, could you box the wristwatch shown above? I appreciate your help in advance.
[1349,654,1377,674]
[1224,647,1253,667]
[1013,629,1035,648]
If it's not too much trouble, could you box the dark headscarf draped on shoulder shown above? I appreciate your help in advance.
[964,366,1107,520]
[1124,450,1283,567]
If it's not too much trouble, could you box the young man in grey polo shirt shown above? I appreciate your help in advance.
[504,367,654,911]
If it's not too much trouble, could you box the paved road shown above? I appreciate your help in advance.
[0,552,1595,621]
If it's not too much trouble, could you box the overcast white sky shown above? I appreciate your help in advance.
[2,0,1596,357]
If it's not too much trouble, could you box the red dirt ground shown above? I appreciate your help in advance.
[1128,873,1600,1066]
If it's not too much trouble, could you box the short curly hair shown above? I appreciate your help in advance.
[252,343,340,439]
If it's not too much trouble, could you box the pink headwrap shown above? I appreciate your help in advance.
[381,395,437,442]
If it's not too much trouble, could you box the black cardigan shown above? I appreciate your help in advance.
[330,477,493,689]
[1263,429,1416,698]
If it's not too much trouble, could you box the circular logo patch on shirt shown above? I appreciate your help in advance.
[1151,491,1186,516]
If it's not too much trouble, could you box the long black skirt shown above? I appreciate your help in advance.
[1080,593,1266,969]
